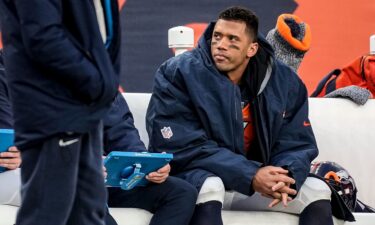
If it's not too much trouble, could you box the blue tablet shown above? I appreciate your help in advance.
[104,151,173,190]
[0,129,15,173]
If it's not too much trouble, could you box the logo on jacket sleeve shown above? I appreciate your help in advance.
[161,127,173,139]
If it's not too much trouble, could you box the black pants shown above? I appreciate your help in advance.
[16,123,106,225]
[107,176,198,225]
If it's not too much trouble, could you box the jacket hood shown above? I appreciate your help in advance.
[197,22,275,97]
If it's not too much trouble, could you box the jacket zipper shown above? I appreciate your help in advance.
[251,97,269,165]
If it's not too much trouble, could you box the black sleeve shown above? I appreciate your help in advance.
[146,61,261,195]
[103,93,147,155]
[0,57,13,129]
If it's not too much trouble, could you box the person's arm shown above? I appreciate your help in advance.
[103,92,147,154]
[103,93,170,183]
[270,73,318,192]
[146,60,261,195]
[0,59,13,128]
[13,0,105,103]
[0,53,20,171]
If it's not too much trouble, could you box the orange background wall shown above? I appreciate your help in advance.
[295,0,375,94]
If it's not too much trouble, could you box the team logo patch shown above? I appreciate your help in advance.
[161,126,173,139]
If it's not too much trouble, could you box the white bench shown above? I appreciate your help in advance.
[1,93,374,225]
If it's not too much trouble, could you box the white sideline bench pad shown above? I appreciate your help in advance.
[0,205,373,225]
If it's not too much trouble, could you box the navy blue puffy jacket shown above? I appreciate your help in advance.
[146,23,318,195]
[0,0,120,148]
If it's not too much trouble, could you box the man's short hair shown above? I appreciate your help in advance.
[218,6,258,42]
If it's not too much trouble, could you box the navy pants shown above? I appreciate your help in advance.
[16,123,106,225]
[107,176,198,225]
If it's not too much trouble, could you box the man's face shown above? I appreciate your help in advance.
[211,19,257,74]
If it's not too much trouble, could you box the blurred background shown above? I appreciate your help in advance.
[1,0,374,94]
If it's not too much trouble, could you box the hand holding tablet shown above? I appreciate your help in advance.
[104,151,173,190]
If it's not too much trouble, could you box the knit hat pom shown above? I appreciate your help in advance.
[276,14,311,51]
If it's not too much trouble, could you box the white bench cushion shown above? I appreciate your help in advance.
[1,205,373,225]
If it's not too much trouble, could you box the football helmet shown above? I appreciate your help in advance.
[310,161,357,211]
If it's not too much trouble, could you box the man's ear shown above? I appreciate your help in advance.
[247,42,259,58]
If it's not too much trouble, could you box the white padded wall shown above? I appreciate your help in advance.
[309,98,375,207]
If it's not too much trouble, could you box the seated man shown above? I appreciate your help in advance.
[0,49,197,225]
[146,6,334,225]
[103,93,197,225]
[0,49,21,207]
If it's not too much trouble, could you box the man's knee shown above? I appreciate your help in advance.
[304,177,331,198]
[197,176,225,204]
[297,177,331,205]
[166,176,198,202]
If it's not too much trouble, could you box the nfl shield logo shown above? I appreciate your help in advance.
[160,127,173,139]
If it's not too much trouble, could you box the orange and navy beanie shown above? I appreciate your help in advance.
[266,14,312,72]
